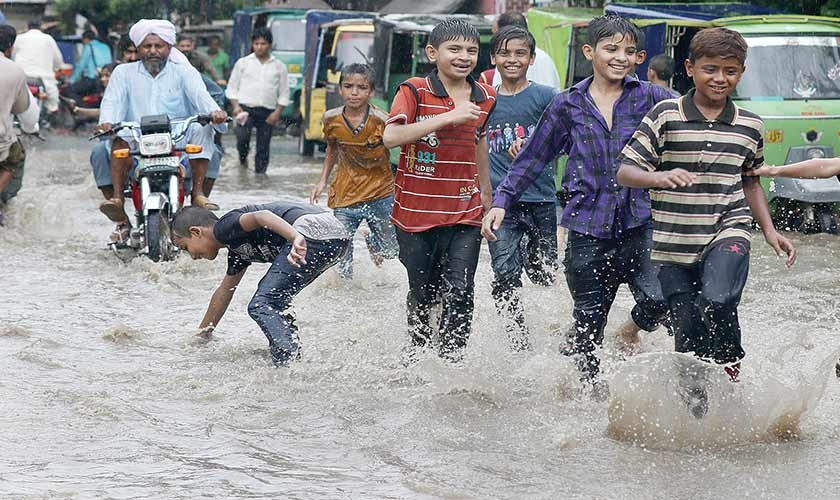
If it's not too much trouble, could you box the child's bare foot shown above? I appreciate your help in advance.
[614,318,641,356]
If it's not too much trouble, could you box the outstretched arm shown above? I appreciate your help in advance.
[198,269,246,336]
[748,158,840,179]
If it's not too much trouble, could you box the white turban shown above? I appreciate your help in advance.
[128,19,190,65]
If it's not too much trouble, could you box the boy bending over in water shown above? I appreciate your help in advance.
[173,203,350,365]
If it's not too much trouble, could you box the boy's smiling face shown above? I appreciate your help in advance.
[686,55,743,106]
[491,37,534,82]
[174,227,221,260]
[583,32,638,84]
[426,37,479,81]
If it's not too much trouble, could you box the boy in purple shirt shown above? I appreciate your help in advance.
[483,15,674,387]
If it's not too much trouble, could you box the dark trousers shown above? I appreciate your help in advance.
[563,225,669,377]
[396,225,482,356]
[658,239,750,364]
[487,201,558,349]
[235,105,274,173]
[247,238,350,364]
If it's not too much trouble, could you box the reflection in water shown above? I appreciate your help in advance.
[1,134,840,499]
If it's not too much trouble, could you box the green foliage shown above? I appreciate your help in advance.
[55,0,257,33]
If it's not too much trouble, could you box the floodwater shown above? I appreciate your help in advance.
[2,132,840,500]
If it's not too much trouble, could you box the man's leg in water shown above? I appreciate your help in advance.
[488,204,530,351]
[563,230,621,382]
[90,140,115,200]
[617,225,671,355]
[184,123,218,209]
[100,137,132,225]
[248,237,349,365]
[396,227,444,349]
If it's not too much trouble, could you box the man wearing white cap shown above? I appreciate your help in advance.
[96,19,227,238]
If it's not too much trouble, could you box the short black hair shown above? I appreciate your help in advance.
[100,62,119,74]
[172,206,219,238]
[497,11,528,30]
[27,19,41,30]
[82,30,96,40]
[339,63,375,86]
[0,25,17,52]
[117,34,135,52]
[648,54,674,81]
[587,14,642,48]
[252,27,273,45]
[689,27,747,65]
[490,26,535,56]
[176,34,194,43]
[428,18,480,49]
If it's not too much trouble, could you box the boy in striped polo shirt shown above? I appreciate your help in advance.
[383,19,496,361]
[617,28,796,384]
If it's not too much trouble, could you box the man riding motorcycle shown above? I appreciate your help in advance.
[0,25,39,225]
[96,19,227,241]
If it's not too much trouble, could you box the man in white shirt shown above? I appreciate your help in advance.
[12,20,63,115]
[1,25,36,224]
[96,19,227,240]
[489,12,561,89]
[226,27,290,174]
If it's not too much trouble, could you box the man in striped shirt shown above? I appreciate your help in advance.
[617,28,796,385]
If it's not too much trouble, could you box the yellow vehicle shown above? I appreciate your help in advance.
[299,13,375,155]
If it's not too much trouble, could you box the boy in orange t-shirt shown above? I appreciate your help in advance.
[310,64,397,279]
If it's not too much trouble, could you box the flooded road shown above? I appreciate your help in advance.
[2,132,840,499]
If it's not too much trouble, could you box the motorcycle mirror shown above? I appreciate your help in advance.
[112,148,130,159]
[184,144,203,154]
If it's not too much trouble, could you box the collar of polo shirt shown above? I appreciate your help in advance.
[680,88,738,125]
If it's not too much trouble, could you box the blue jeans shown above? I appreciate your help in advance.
[247,237,350,365]
[487,201,558,350]
[90,140,222,189]
[563,225,669,379]
[331,195,398,279]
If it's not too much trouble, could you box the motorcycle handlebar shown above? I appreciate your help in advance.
[89,114,232,141]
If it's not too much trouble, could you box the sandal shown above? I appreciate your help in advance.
[109,222,131,243]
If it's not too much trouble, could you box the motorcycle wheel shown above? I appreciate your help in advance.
[146,208,175,262]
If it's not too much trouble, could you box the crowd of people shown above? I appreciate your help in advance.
[4,11,834,410]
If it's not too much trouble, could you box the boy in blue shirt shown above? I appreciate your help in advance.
[485,26,559,351]
[483,15,675,386]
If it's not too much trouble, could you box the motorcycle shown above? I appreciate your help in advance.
[90,114,214,262]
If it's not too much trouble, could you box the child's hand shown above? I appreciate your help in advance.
[654,169,696,189]
[765,230,797,268]
[447,101,482,126]
[746,165,779,177]
[508,137,525,159]
[309,181,326,204]
[287,234,307,267]
[481,207,506,241]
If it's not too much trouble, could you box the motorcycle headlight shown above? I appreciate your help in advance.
[806,148,826,160]
[139,133,173,156]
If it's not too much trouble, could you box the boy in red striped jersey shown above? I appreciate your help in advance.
[383,19,496,362]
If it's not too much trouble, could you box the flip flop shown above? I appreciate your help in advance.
[192,195,219,211]
[109,222,131,243]
[100,198,128,222]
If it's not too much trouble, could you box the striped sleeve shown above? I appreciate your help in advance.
[747,121,765,172]
[620,102,670,172]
